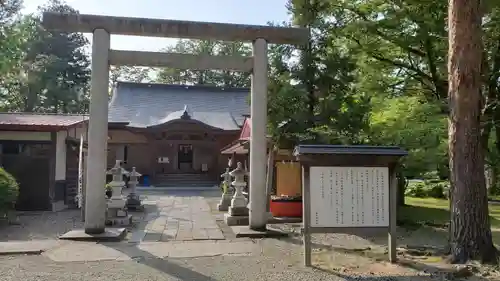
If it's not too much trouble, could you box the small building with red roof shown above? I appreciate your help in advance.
[0,112,88,211]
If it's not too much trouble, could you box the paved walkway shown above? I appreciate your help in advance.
[130,192,225,243]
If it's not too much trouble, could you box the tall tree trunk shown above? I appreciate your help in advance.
[447,0,498,264]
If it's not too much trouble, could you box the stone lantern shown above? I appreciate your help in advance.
[224,162,250,225]
[217,167,232,211]
[126,167,143,211]
[227,162,249,218]
[105,160,132,226]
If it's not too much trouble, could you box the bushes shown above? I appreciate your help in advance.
[0,167,19,217]
[405,178,450,199]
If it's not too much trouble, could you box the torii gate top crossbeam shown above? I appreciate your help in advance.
[42,12,309,45]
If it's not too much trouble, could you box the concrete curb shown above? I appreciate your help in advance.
[0,249,43,256]
[0,240,63,256]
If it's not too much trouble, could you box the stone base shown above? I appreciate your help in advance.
[228,206,249,216]
[217,203,229,211]
[126,196,143,211]
[107,208,129,217]
[231,225,289,238]
[51,200,67,212]
[59,228,127,242]
[217,194,232,211]
[224,213,249,226]
[107,199,127,210]
[105,215,132,226]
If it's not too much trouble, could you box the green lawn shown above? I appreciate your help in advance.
[490,195,500,201]
[400,197,500,245]
[399,197,500,229]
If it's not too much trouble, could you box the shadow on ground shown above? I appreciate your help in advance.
[104,242,217,281]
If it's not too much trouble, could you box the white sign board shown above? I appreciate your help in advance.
[309,166,389,227]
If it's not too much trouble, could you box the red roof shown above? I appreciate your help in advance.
[0,113,88,131]
[239,117,251,140]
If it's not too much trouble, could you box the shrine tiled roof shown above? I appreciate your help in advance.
[0,112,88,131]
[108,82,249,130]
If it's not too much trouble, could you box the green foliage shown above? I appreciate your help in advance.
[405,173,450,199]
[156,39,251,87]
[0,0,91,114]
[369,96,448,178]
[219,181,229,193]
[404,181,427,198]
[266,3,371,147]
[0,167,19,216]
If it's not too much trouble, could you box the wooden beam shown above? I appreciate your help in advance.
[109,50,253,71]
[42,13,309,45]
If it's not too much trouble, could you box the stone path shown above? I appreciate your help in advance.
[131,194,225,243]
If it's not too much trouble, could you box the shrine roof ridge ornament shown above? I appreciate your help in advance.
[293,145,408,157]
[42,12,310,45]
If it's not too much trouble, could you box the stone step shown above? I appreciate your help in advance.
[150,173,218,187]
[153,181,219,187]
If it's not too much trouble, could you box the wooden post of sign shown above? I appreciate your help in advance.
[388,165,398,263]
[302,164,312,267]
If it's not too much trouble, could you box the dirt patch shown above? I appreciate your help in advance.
[270,223,500,280]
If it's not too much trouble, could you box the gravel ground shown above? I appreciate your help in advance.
[0,238,437,281]
[269,222,449,251]
[0,190,464,280]
[0,209,84,241]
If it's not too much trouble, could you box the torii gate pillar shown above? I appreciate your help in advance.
[84,28,110,234]
[249,38,268,230]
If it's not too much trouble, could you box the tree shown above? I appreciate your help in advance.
[448,0,498,263]
[156,39,251,87]
[0,0,22,24]
[264,2,370,149]
[0,0,24,73]
[0,0,91,114]
[110,66,151,89]
[370,96,447,178]
[33,0,90,113]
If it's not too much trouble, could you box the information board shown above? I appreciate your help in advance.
[309,166,389,227]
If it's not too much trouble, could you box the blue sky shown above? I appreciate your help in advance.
[22,0,291,51]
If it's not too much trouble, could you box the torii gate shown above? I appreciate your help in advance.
[42,13,308,234]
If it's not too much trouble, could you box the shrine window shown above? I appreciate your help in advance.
[2,143,20,155]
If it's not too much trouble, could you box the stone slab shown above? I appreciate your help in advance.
[224,213,249,226]
[192,229,209,240]
[231,226,289,238]
[129,221,148,243]
[142,232,162,242]
[160,228,178,241]
[43,242,131,262]
[106,215,132,226]
[229,206,249,216]
[59,228,127,242]
[138,240,257,258]
[206,229,225,240]
[0,240,63,255]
